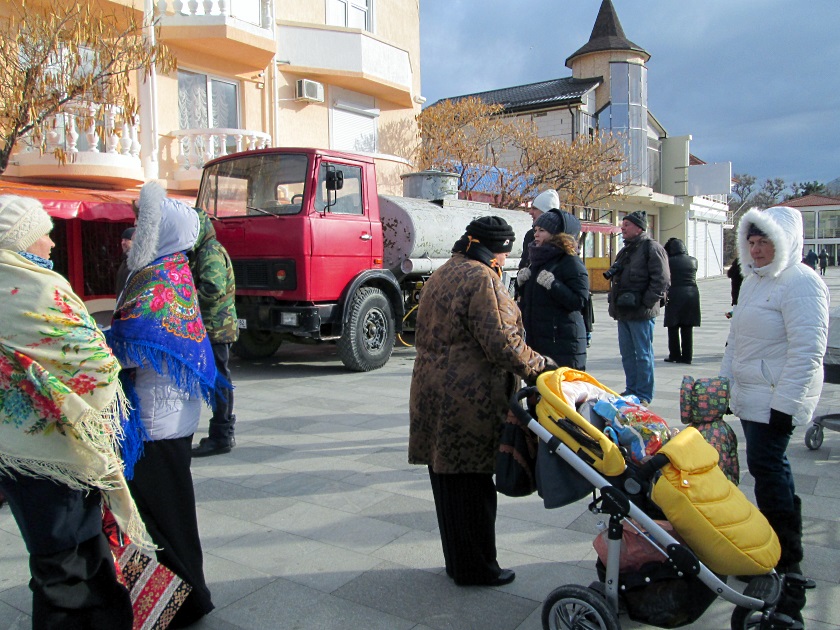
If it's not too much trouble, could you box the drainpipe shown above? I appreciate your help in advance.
[140,0,160,180]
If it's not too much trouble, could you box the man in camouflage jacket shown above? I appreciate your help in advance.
[190,207,240,457]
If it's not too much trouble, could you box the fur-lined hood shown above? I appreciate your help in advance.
[737,206,803,279]
[128,182,199,271]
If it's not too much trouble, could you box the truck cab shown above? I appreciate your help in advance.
[197,148,403,371]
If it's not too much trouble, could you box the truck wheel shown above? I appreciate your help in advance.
[232,329,282,360]
[338,287,395,371]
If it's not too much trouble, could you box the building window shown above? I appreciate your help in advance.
[178,70,239,154]
[330,87,379,153]
[802,211,815,239]
[326,0,372,31]
[817,210,840,239]
[601,62,649,187]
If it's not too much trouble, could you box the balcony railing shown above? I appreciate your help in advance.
[171,128,270,173]
[155,0,272,29]
[10,101,143,185]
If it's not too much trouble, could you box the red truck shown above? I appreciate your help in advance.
[196,147,532,371]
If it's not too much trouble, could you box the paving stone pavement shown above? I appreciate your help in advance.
[1,270,839,630]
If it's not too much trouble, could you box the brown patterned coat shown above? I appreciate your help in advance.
[408,253,549,475]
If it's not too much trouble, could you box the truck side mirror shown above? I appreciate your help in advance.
[324,166,344,212]
[326,169,344,191]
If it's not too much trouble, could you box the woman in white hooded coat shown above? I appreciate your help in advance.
[720,205,828,623]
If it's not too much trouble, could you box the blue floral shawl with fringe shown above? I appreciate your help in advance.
[107,252,222,476]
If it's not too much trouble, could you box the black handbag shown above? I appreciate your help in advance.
[495,409,538,497]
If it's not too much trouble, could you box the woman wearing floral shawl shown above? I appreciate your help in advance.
[0,195,149,629]
[108,181,224,627]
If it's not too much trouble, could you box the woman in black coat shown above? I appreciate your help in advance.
[663,238,701,364]
[516,209,590,369]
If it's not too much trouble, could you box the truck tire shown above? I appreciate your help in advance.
[337,287,395,371]
[232,329,282,360]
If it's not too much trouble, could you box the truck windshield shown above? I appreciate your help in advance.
[197,153,309,218]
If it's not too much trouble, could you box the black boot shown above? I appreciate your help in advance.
[764,496,809,624]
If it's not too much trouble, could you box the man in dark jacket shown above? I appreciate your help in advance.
[114,226,135,298]
[607,211,670,405]
[190,208,240,457]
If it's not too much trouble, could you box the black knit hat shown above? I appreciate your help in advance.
[122,227,136,240]
[624,210,647,231]
[746,223,767,238]
[465,216,516,253]
[534,208,581,237]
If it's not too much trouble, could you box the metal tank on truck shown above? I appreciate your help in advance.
[196,148,532,371]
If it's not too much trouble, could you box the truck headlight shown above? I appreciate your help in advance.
[280,312,299,326]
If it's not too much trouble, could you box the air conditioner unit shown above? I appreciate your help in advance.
[295,79,324,103]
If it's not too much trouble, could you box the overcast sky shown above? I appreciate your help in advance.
[419,0,840,187]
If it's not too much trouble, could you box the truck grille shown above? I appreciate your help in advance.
[233,260,297,290]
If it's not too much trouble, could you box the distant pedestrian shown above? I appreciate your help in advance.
[663,238,700,365]
[606,211,670,405]
[114,226,135,298]
[819,248,828,275]
[804,248,818,270]
[727,257,743,306]
[409,216,555,587]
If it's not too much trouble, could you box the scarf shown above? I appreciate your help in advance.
[528,242,564,269]
[0,250,153,550]
[451,235,504,277]
[107,253,221,467]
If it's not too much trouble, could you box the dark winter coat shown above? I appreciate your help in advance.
[663,238,701,328]
[189,209,238,344]
[408,252,549,475]
[519,233,589,369]
[607,233,670,321]
[728,258,743,306]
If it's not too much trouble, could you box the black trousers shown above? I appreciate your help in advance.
[128,437,214,626]
[0,473,132,630]
[667,325,693,363]
[428,468,503,585]
[209,342,236,441]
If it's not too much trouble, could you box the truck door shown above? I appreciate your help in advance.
[308,160,373,301]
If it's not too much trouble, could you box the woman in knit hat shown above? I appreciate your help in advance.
[516,209,590,369]
[409,216,556,587]
[0,195,144,628]
[107,181,225,626]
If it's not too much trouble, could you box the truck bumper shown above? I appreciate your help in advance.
[238,302,339,339]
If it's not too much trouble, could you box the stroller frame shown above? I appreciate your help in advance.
[510,386,799,630]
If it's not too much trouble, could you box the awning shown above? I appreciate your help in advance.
[0,179,197,222]
[580,220,620,234]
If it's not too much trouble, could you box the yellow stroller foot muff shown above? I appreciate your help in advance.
[651,427,781,576]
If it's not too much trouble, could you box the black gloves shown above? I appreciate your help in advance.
[769,408,794,436]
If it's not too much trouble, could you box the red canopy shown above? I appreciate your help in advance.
[0,180,197,222]
[580,220,620,234]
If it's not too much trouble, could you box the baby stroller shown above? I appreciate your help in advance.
[510,368,812,630]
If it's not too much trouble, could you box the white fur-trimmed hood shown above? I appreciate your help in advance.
[128,182,198,271]
[737,206,803,279]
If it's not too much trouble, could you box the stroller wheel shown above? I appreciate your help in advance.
[804,424,823,450]
[542,584,620,630]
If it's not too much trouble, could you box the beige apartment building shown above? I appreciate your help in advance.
[0,0,422,317]
[2,0,422,196]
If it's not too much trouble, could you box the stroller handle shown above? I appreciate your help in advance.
[509,386,538,426]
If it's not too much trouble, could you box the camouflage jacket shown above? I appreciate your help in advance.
[189,209,238,343]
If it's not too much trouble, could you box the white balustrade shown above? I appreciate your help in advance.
[20,101,139,159]
[155,0,272,28]
[170,128,271,172]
